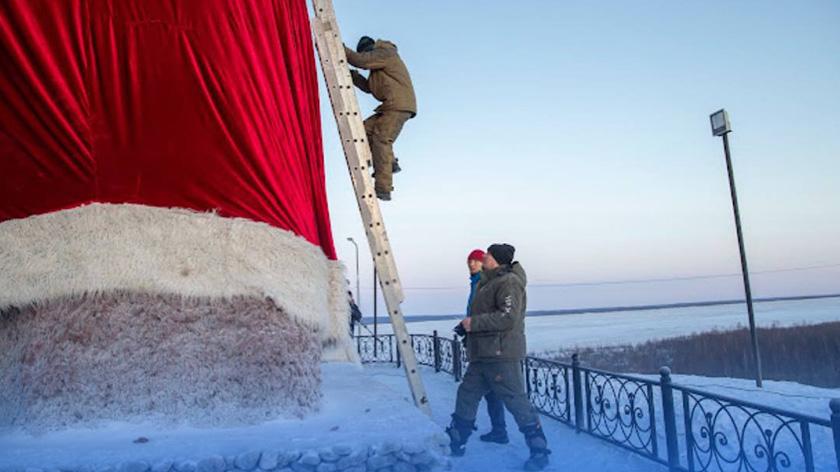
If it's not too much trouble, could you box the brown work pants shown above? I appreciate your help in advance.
[364,111,412,193]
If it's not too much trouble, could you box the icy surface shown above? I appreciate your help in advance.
[659,373,840,419]
[2,361,836,471]
[381,296,840,353]
[649,374,840,472]
[4,296,838,471]
[367,365,663,472]
[0,363,439,470]
[370,365,840,471]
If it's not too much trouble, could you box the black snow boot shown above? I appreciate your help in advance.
[445,414,476,457]
[479,427,510,444]
[521,423,551,471]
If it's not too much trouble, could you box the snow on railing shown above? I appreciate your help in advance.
[355,333,840,472]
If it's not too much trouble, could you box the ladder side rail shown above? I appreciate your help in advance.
[311,12,430,415]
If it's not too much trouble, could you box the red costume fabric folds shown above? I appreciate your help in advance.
[0,0,336,259]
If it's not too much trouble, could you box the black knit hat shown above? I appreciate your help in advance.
[356,36,375,53]
[487,243,515,266]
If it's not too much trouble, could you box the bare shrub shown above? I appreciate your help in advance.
[545,321,840,387]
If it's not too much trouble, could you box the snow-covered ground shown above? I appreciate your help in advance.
[367,365,663,472]
[370,364,840,472]
[375,296,840,354]
[0,364,441,470]
[3,362,836,471]
[4,297,837,471]
[647,374,839,472]
[368,296,840,471]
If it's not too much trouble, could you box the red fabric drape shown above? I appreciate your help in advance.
[0,0,336,259]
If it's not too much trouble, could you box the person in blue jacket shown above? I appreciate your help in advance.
[465,249,509,444]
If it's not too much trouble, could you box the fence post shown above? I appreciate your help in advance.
[830,398,840,472]
[433,330,441,372]
[452,335,462,382]
[395,336,401,368]
[572,353,584,433]
[660,367,681,471]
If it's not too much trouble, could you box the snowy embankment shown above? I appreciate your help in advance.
[0,364,448,472]
[650,374,839,472]
[376,296,840,354]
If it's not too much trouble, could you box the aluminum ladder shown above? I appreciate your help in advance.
[310,0,432,416]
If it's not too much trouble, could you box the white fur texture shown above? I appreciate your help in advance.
[0,292,323,432]
[0,203,355,361]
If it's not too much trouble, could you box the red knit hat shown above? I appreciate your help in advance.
[467,249,485,262]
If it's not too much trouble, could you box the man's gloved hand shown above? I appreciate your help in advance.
[453,322,467,337]
[350,69,363,81]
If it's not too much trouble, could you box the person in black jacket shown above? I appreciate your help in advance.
[447,244,550,471]
[348,291,363,336]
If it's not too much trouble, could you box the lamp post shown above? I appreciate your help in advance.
[710,108,763,388]
[346,237,360,302]
[373,267,379,356]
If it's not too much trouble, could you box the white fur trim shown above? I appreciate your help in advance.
[0,203,355,361]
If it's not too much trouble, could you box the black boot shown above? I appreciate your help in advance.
[445,414,475,457]
[479,427,509,444]
[376,190,391,201]
[521,423,551,471]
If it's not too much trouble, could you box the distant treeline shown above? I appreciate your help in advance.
[545,321,840,388]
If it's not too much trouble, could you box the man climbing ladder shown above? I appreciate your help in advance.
[310,0,431,416]
[345,36,417,201]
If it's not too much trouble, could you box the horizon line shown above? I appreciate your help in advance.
[361,292,840,324]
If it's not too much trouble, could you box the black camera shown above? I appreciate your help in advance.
[453,322,467,337]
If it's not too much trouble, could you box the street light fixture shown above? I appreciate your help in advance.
[710,109,732,137]
[710,108,764,388]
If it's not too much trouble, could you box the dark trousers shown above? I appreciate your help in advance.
[484,390,506,429]
[455,361,539,429]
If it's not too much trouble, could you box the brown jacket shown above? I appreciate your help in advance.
[345,40,417,115]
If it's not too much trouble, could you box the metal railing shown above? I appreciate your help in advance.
[355,332,840,472]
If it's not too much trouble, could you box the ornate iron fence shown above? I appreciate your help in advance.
[355,333,840,472]
[584,366,660,464]
[355,333,395,364]
[524,356,572,424]
[677,382,834,472]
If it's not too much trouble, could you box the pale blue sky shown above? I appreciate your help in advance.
[316,1,840,316]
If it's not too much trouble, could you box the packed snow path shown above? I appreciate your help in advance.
[367,365,665,472]
[370,363,840,471]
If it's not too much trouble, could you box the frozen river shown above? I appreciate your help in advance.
[371,296,840,354]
